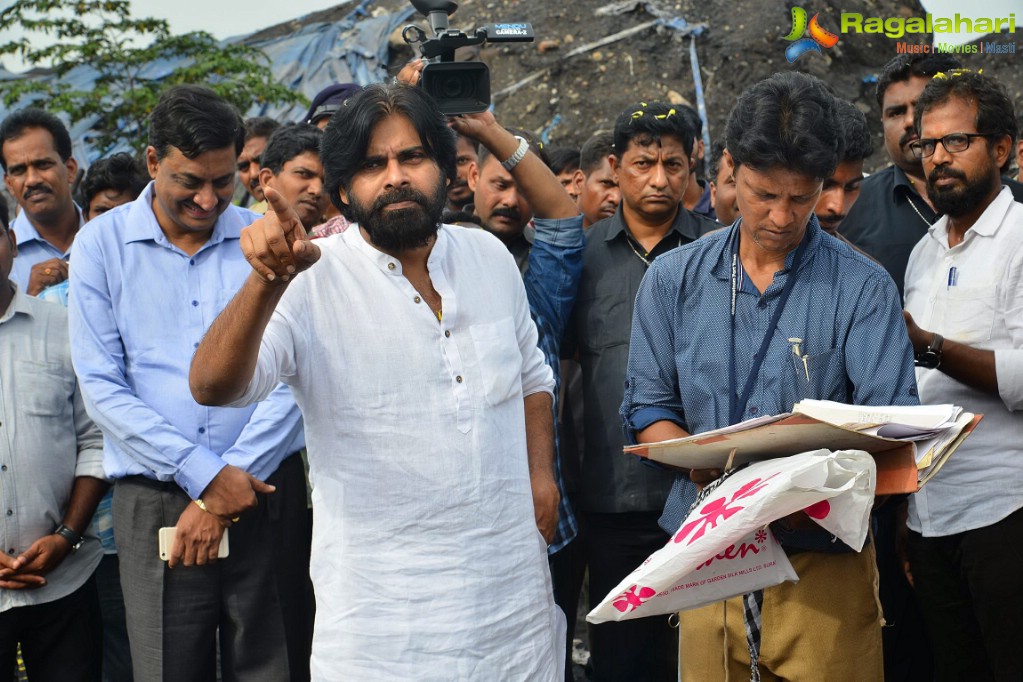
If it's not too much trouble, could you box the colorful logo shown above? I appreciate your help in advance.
[612,585,657,613]
[784,7,840,62]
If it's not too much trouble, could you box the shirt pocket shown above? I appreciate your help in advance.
[789,347,848,402]
[942,285,995,344]
[579,294,629,351]
[14,360,73,418]
[469,316,523,406]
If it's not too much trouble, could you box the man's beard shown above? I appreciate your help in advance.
[351,181,447,253]
[927,165,995,218]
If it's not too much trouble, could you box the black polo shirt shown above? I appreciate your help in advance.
[566,205,717,514]
[840,165,1023,298]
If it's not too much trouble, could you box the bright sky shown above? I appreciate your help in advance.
[0,0,1019,73]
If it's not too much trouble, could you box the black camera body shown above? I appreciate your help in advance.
[403,0,533,115]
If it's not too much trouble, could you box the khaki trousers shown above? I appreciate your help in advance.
[679,543,883,682]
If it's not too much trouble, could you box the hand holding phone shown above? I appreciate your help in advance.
[158,526,230,562]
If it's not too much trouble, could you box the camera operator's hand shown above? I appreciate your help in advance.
[451,112,579,221]
[447,111,503,147]
[395,59,425,86]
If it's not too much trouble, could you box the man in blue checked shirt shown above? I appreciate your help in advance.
[621,72,919,681]
[68,85,310,682]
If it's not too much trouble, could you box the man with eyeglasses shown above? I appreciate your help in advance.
[902,70,1023,681]
[839,55,1023,299]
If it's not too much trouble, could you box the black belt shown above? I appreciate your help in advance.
[118,475,183,493]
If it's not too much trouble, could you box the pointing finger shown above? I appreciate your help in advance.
[264,187,309,244]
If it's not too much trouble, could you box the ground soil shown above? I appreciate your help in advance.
[267,0,1023,173]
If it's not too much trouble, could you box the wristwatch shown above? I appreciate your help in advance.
[53,524,84,553]
[914,333,944,369]
[500,136,529,172]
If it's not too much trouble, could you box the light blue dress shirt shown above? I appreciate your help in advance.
[9,204,83,293]
[67,182,303,500]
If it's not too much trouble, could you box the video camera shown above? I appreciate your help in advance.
[402,0,533,115]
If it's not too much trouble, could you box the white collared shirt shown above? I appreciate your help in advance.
[235,224,562,678]
[905,187,1023,536]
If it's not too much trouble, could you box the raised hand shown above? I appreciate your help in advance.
[447,110,501,144]
[27,257,69,295]
[394,59,425,86]
[240,187,321,284]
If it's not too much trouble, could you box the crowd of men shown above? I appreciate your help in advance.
[0,51,1020,682]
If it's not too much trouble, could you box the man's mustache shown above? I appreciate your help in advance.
[373,187,429,212]
[490,207,520,221]
[23,185,51,200]
[928,167,966,184]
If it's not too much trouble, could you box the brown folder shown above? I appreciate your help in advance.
[625,413,983,495]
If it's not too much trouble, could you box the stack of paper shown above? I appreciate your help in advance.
[624,402,981,495]
[791,400,976,480]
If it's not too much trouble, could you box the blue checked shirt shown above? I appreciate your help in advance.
[621,217,920,533]
[521,215,585,554]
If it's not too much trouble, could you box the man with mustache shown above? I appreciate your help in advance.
[188,83,567,678]
[568,101,717,681]
[902,69,1023,681]
[258,123,327,231]
[709,142,739,227]
[68,85,310,681]
[236,116,280,213]
[576,131,620,229]
[814,99,873,251]
[465,126,552,270]
[445,134,478,212]
[0,108,82,296]
[840,55,1023,299]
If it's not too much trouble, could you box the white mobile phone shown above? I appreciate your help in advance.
[158,526,230,561]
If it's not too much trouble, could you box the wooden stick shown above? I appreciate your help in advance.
[724,448,737,472]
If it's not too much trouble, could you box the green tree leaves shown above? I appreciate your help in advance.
[0,0,304,154]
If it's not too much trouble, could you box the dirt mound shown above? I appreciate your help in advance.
[357,0,1020,172]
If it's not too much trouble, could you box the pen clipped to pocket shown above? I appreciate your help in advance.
[158,526,230,561]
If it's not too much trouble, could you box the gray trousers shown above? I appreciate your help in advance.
[113,453,312,682]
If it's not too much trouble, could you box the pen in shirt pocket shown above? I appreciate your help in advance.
[947,266,958,288]
[788,338,810,382]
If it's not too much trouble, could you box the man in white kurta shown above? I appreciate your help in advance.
[242,222,562,678]
[189,84,567,680]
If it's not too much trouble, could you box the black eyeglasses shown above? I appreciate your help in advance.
[909,132,995,159]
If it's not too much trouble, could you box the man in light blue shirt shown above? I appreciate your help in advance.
[0,108,82,296]
[68,85,310,681]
